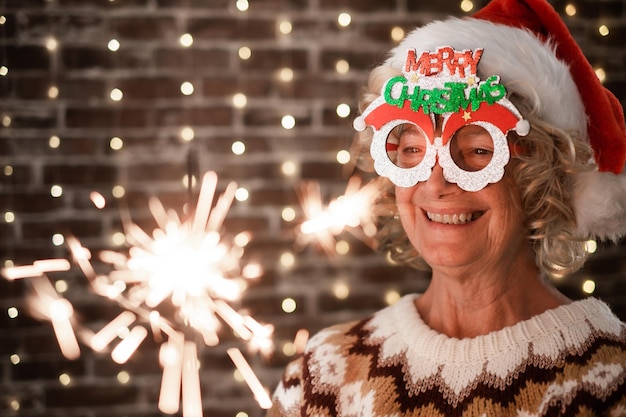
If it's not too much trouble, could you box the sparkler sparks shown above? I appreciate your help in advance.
[2,170,385,415]
[297,176,381,253]
[1,171,273,416]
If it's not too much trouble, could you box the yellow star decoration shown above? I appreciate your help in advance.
[467,76,476,85]
[410,73,420,83]
[462,111,472,121]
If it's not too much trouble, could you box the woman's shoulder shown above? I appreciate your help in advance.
[541,297,626,344]
[303,294,420,354]
[303,316,369,355]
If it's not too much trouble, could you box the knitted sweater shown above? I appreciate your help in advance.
[268,295,626,416]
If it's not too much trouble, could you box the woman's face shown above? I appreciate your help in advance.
[395,125,528,272]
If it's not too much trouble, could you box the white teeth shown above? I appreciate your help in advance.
[430,213,443,223]
[427,211,474,225]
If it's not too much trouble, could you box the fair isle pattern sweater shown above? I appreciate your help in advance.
[268,295,626,416]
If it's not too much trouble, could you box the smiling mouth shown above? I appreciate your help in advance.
[426,211,484,225]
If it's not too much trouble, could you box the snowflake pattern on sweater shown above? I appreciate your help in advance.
[268,295,626,416]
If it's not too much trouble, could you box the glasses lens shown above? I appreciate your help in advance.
[386,123,428,168]
[449,125,494,172]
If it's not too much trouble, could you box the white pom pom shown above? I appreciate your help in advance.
[574,170,626,241]
[353,117,366,132]
[515,120,530,136]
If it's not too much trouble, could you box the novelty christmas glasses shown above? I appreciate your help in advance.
[354,47,530,192]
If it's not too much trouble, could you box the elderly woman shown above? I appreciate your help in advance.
[268,0,626,415]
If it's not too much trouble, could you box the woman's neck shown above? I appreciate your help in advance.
[415,265,571,339]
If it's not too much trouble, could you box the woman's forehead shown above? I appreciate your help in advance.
[456,125,489,136]
[398,121,494,145]
[401,124,423,134]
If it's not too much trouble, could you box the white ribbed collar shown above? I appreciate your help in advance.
[365,294,625,396]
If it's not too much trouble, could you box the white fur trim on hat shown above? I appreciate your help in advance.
[386,18,588,141]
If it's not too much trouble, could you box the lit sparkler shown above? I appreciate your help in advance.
[2,171,273,415]
[297,176,381,253]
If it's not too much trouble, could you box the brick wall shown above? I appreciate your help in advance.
[1,0,625,416]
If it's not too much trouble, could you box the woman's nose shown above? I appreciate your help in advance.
[420,160,458,196]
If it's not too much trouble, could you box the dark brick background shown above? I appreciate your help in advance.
[1,0,625,416]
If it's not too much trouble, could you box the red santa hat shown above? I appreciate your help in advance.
[384,0,626,240]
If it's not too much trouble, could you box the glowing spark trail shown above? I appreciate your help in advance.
[1,171,273,416]
[298,176,381,253]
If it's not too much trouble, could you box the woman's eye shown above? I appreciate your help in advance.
[396,145,426,168]
[472,148,492,156]
[386,123,429,168]
[449,124,495,171]
[402,146,422,154]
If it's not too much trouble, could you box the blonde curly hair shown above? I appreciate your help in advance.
[352,65,596,277]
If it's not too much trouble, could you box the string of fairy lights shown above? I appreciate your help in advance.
[0,0,617,415]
